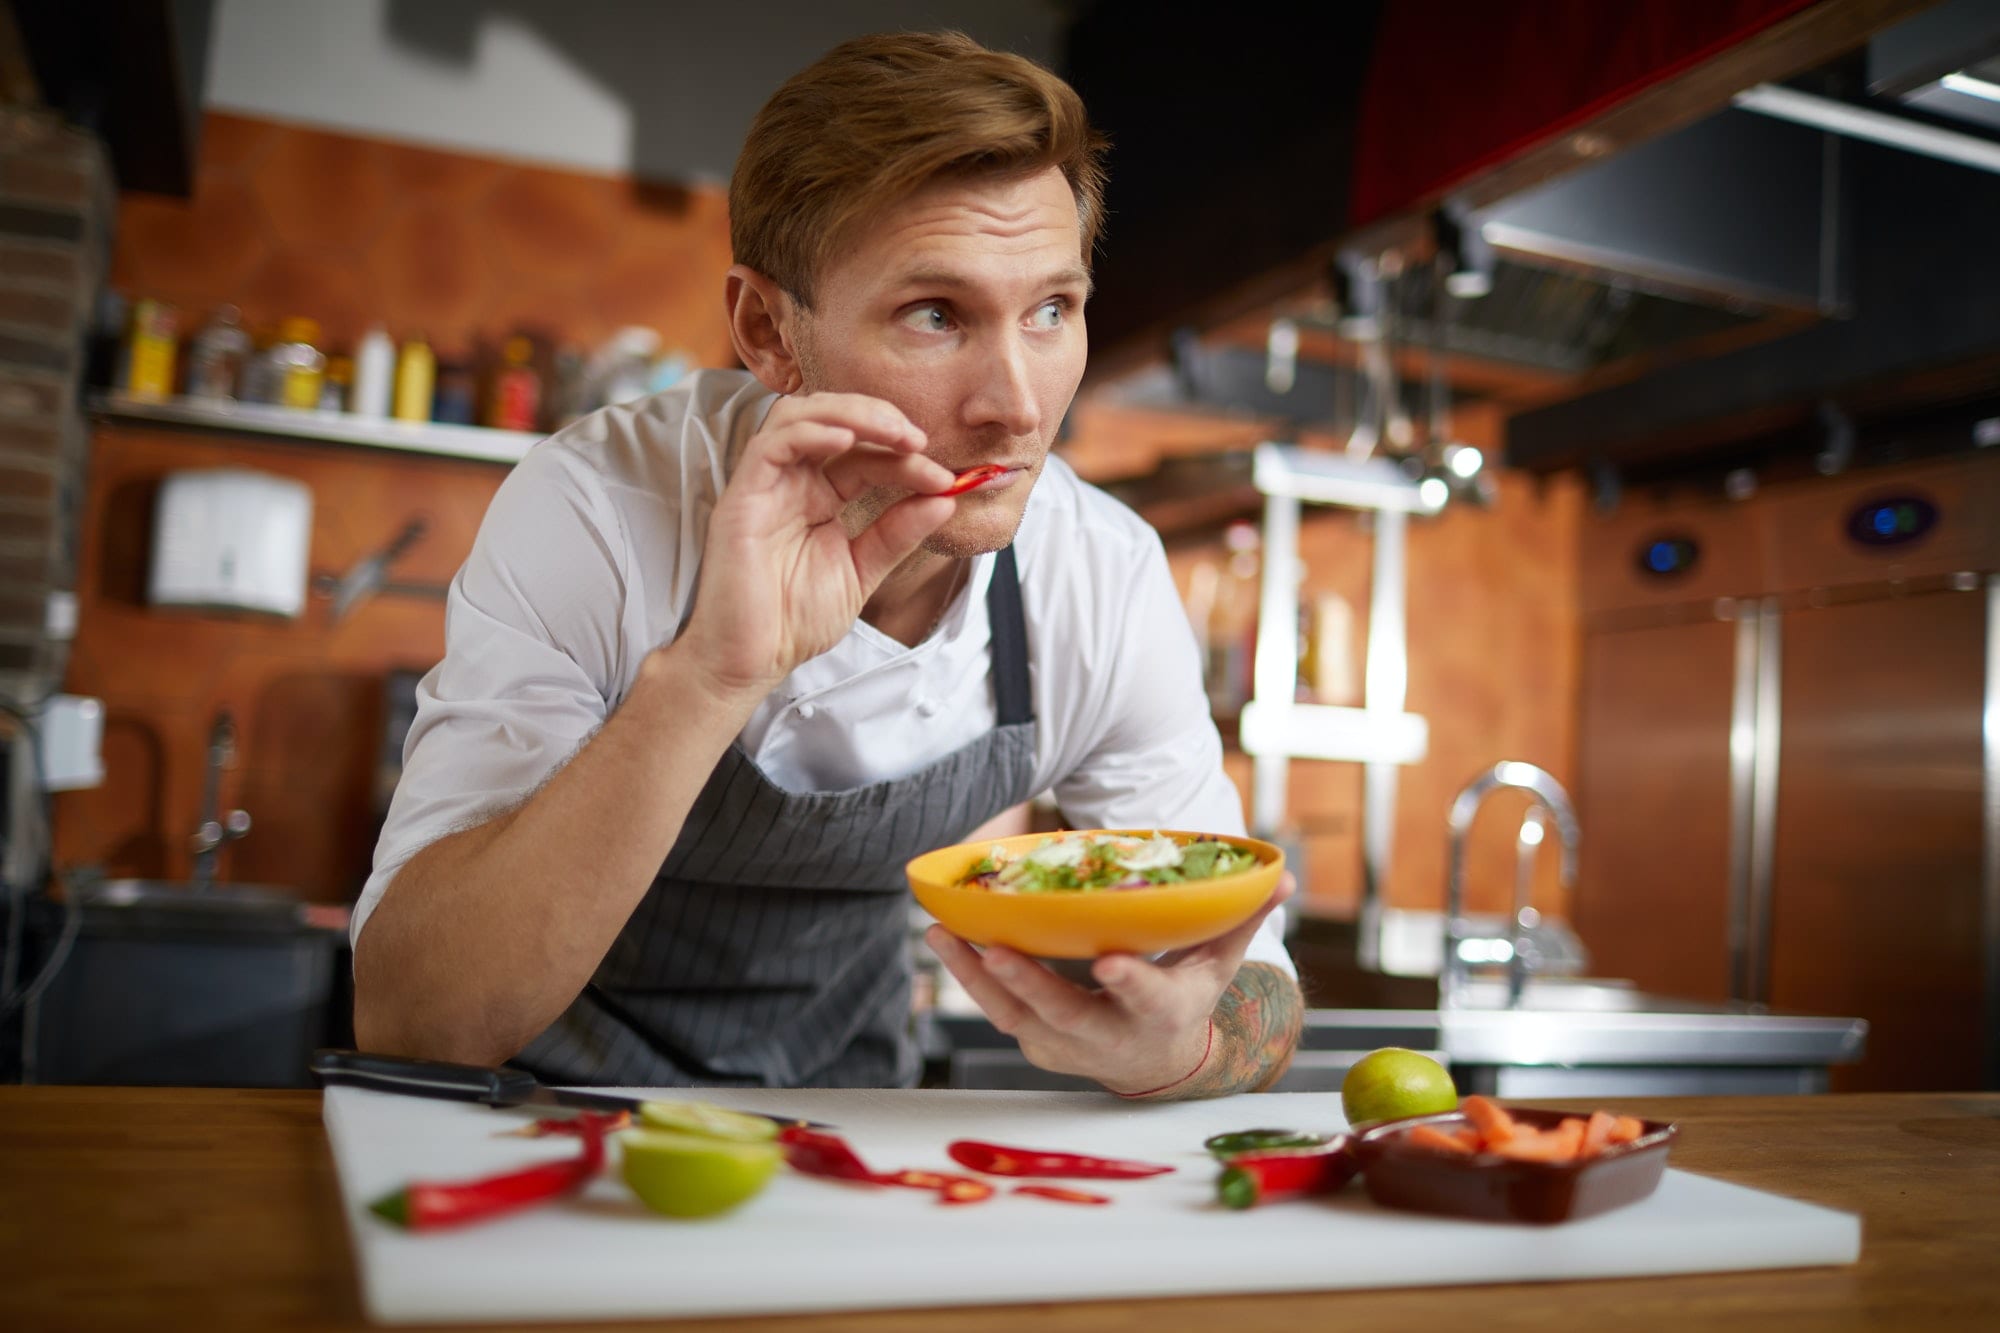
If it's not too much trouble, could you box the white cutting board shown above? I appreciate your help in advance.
[324,1085,1860,1325]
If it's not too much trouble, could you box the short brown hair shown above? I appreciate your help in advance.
[730,31,1108,305]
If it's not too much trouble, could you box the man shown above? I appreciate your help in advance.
[352,31,1303,1099]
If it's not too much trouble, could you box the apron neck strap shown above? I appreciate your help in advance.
[986,545,1033,726]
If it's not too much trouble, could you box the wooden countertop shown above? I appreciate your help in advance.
[2,1088,1995,1331]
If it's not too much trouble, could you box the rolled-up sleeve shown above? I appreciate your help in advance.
[352,445,631,945]
[1049,533,1295,978]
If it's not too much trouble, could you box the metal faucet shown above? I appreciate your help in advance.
[190,708,252,893]
[1441,761,1580,1009]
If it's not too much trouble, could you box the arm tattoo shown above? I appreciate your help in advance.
[1144,962,1304,1101]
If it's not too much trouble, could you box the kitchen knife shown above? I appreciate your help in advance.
[309,1049,833,1129]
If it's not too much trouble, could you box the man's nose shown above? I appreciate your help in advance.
[966,333,1041,438]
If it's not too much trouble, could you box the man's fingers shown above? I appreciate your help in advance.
[975,945,1108,1038]
[821,446,955,502]
[766,392,927,453]
[924,925,1042,1039]
[1174,876,1296,970]
[848,494,953,593]
[732,420,862,489]
[1089,953,1187,1025]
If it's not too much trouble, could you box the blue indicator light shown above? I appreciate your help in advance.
[1647,542,1676,573]
[1873,508,1896,536]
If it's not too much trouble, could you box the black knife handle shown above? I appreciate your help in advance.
[309,1049,541,1106]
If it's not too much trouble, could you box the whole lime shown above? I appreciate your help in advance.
[620,1129,781,1219]
[1341,1047,1458,1129]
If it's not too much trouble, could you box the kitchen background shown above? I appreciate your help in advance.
[0,0,1992,1096]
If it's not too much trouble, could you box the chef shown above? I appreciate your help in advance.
[351,31,1303,1099]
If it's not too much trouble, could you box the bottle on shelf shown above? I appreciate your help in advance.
[122,298,178,400]
[236,323,279,404]
[432,354,477,425]
[1204,521,1261,718]
[351,325,395,418]
[183,304,250,402]
[319,354,352,413]
[268,317,326,410]
[487,335,541,431]
[393,333,435,423]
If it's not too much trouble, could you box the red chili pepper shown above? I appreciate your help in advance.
[1014,1185,1113,1206]
[777,1125,881,1184]
[947,1139,1175,1180]
[505,1110,631,1138]
[369,1114,612,1230]
[940,463,1006,497]
[1215,1140,1358,1210]
[941,1177,996,1205]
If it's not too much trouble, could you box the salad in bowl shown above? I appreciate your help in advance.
[907,829,1282,959]
[957,831,1262,892]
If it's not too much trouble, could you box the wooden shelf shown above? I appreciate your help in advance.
[89,392,543,465]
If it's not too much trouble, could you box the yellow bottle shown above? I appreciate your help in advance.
[273,316,325,410]
[124,299,178,400]
[393,334,435,423]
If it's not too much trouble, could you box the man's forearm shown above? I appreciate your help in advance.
[1141,962,1304,1101]
[351,643,764,1065]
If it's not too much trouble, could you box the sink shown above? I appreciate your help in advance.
[65,880,351,935]
[1448,977,1743,1015]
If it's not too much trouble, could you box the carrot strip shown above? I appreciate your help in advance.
[1608,1115,1647,1144]
[1549,1118,1587,1159]
[1489,1132,1571,1163]
[1579,1110,1617,1159]
[1407,1125,1475,1155]
[1461,1095,1517,1147]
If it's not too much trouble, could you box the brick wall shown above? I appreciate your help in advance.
[0,109,111,697]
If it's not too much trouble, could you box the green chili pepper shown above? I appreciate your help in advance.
[1203,1128,1335,1159]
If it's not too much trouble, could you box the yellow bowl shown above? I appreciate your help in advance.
[905,829,1284,959]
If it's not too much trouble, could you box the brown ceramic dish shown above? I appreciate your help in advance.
[1354,1106,1678,1225]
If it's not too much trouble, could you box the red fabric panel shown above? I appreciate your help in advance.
[1351,0,1823,225]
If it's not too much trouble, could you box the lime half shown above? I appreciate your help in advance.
[637,1099,780,1143]
[620,1129,781,1218]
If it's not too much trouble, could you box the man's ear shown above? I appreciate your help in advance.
[726,265,805,395]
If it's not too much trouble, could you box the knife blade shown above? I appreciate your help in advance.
[308,1049,834,1129]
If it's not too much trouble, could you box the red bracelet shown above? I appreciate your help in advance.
[1113,1018,1215,1100]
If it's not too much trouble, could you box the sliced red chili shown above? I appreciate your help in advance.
[941,1177,996,1205]
[1014,1185,1112,1206]
[370,1115,610,1231]
[947,1139,1175,1180]
[880,1169,953,1191]
[1215,1139,1358,1210]
[777,1126,880,1184]
[940,463,1006,497]
[506,1110,632,1138]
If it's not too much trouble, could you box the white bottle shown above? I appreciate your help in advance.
[351,326,395,418]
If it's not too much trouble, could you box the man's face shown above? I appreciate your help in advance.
[791,165,1090,557]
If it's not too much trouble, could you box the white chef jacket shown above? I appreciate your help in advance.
[356,369,1293,977]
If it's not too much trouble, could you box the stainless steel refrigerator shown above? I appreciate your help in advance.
[1574,450,1996,1091]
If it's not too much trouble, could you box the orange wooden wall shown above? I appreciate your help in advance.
[60,112,1582,925]
[59,114,737,900]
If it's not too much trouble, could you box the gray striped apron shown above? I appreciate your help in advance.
[516,546,1037,1089]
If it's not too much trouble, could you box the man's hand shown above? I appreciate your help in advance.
[925,875,1302,1098]
[679,392,957,699]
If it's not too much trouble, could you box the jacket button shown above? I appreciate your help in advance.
[796,701,817,720]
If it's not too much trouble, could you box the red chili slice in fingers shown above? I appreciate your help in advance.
[940,463,1006,497]
[1013,1185,1113,1206]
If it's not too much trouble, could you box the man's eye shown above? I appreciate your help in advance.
[1030,300,1066,330]
[903,304,952,332]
